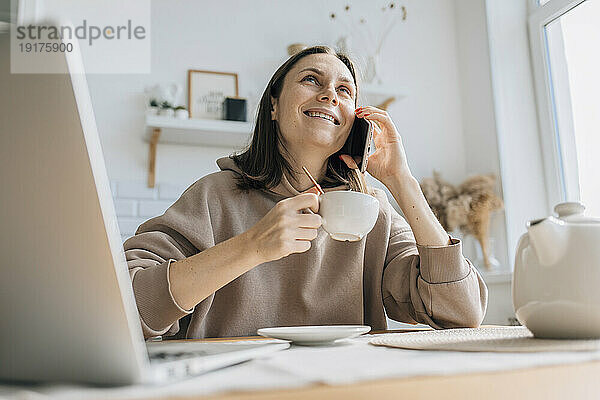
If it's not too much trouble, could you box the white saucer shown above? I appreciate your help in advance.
[257,325,371,345]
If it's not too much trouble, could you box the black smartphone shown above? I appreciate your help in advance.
[340,117,374,173]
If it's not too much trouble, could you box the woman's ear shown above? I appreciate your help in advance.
[270,96,278,120]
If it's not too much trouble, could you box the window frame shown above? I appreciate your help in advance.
[527,0,587,211]
[485,0,549,267]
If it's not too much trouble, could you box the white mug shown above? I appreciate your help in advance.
[318,191,379,242]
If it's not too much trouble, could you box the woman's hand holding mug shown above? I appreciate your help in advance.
[246,193,322,263]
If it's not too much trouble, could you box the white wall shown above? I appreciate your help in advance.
[36,0,517,323]
[454,0,509,271]
[453,0,514,325]
[485,0,547,267]
[32,0,470,199]
[73,0,469,187]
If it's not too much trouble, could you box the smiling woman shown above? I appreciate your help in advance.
[232,46,361,192]
[123,45,488,340]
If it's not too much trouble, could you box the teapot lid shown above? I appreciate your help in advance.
[554,202,600,223]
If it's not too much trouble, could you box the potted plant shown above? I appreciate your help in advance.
[146,98,160,116]
[159,101,174,117]
[174,105,189,119]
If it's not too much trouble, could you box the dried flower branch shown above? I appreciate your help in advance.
[420,172,504,270]
[328,2,407,55]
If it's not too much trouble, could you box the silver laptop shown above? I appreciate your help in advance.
[0,27,289,386]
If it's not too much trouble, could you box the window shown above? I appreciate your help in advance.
[529,0,600,215]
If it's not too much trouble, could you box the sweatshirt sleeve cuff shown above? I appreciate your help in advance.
[165,259,195,313]
[416,237,471,283]
[132,259,194,333]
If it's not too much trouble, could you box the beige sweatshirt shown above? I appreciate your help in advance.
[124,157,488,339]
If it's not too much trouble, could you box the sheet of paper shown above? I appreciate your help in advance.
[255,334,600,385]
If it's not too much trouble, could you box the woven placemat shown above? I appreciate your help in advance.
[370,326,600,352]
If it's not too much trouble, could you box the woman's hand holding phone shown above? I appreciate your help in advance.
[353,106,413,187]
[353,106,451,247]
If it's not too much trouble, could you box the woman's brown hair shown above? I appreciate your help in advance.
[231,45,364,192]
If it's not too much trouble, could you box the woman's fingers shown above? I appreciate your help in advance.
[302,186,321,195]
[356,108,401,145]
[294,227,319,241]
[355,105,386,116]
[292,240,311,253]
[357,110,393,128]
[283,192,319,213]
[296,213,322,228]
[339,154,359,169]
[356,106,395,132]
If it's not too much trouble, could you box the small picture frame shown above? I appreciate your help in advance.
[188,70,239,120]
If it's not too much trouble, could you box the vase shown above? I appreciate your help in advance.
[335,36,351,55]
[174,109,189,119]
[474,237,501,271]
[159,108,174,117]
[145,106,159,116]
[363,52,383,85]
[287,43,308,56]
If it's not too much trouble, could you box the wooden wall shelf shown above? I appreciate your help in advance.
[145,116,253,147]
[144,116,253,187]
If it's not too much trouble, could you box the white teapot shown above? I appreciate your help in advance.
[513,202,600,338]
